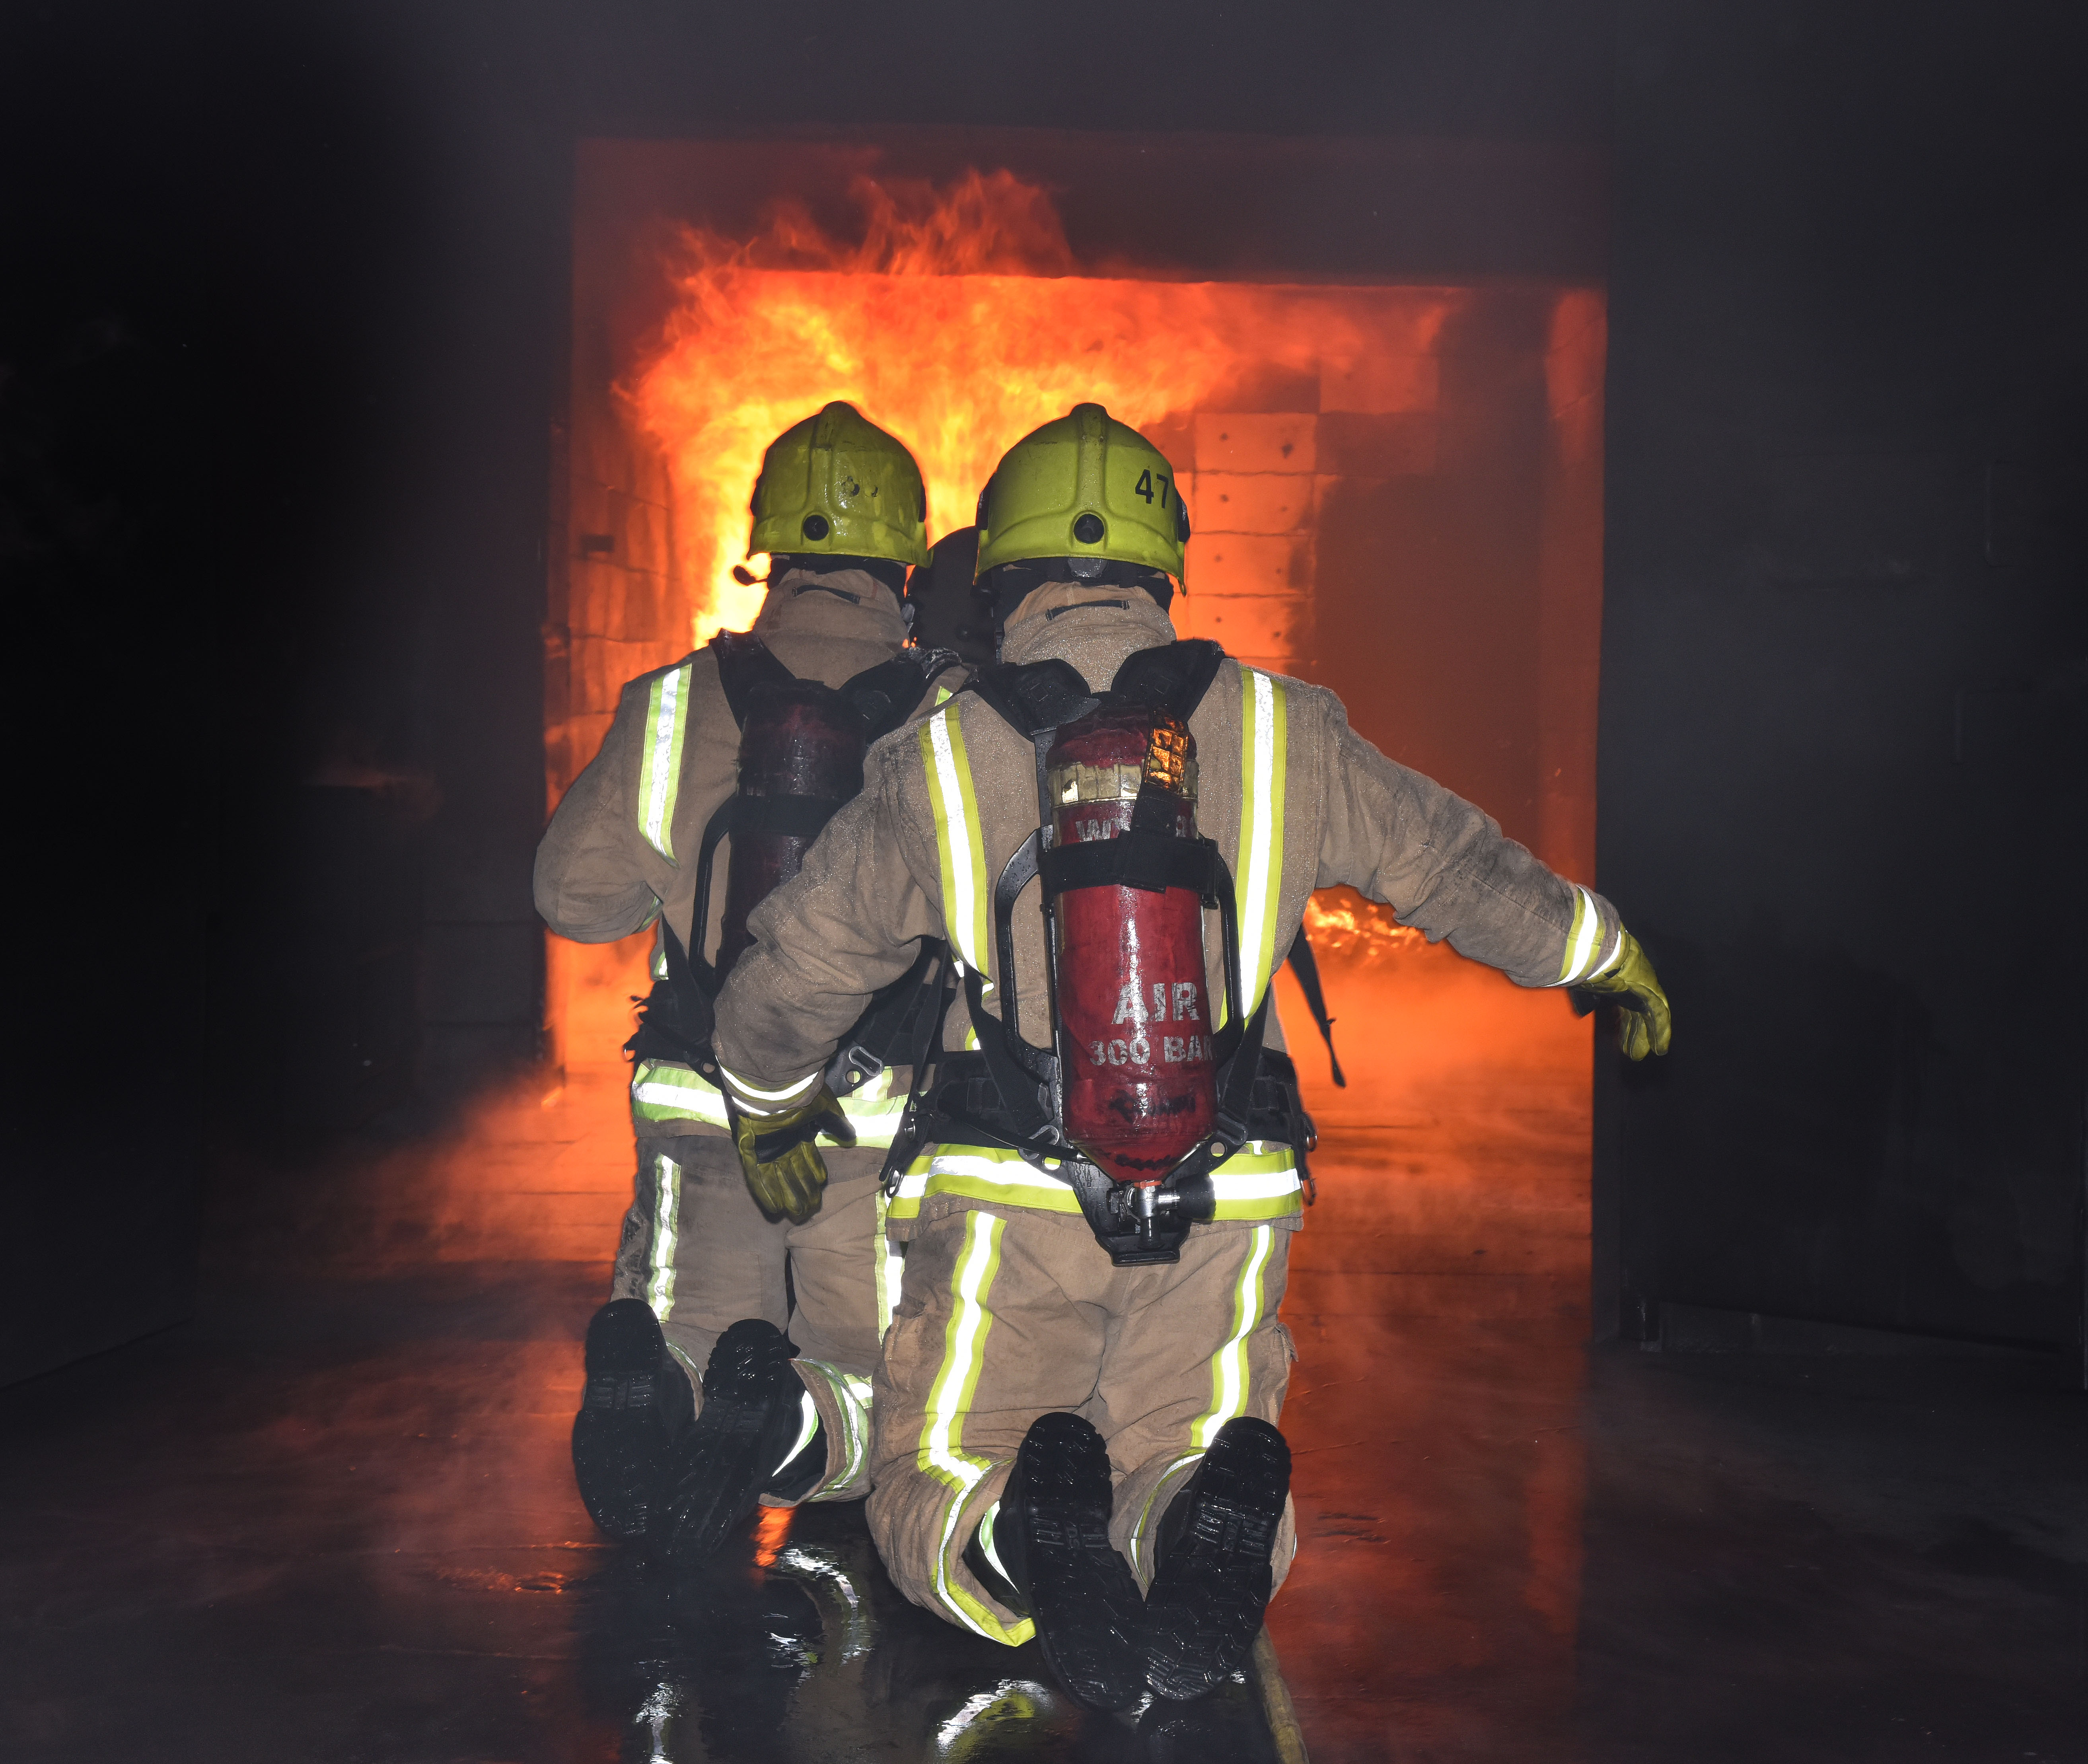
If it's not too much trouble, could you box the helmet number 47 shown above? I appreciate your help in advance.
[1133,470,1172,507]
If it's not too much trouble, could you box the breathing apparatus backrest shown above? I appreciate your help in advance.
[712,629,955,742]
[965,639,1226,753]
[1110,639,1225,718]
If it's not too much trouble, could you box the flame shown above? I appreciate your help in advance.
[623,170,1348,644]
[1303,887,1426,963]
[752,1501,795,1569]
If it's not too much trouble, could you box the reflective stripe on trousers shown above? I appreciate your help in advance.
[913,1210,1035,1645]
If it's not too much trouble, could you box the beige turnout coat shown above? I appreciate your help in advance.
[535,566,960,1143]
[714,582,1623,1163]
[708,583,1633,1639]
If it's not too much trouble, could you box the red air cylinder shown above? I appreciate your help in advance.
[716,683,867,977]
[1046,707,1215,1185]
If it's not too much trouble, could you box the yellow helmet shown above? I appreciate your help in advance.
[748,401,929,569]
[974,403,1190,582]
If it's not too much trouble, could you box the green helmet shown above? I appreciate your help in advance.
[748,401,929,569]
[974,402,1190,583]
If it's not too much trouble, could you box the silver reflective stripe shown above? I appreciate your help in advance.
[644,1150,682,1319]
[636,662,693,863]
[798,1361,874,1495]
[922,708,992,975]
[1556,885,1605,985]
[1232,668,1288,1018]
[718,1062,822,1110]
[1191,1224,1275,1448]
[775,1388,820,1477]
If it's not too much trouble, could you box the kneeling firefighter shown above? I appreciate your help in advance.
[709,404,1671,1706]
[533,402,962,1564]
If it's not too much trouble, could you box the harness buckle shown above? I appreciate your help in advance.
[838,1043,885,1089]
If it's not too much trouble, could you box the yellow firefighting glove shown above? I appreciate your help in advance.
[1576,931,1672,1060]
[730,1086,854,1224]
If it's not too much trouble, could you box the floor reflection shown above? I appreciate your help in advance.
[560,1500,1283,1762]
[1268,942,1594,1760]
[9,939,2078,1760]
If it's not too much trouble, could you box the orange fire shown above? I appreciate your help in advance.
[1303,887,1427,964]
[623,169,1356,644]
[751,1501,794,1569]
[553,169,1463,1071]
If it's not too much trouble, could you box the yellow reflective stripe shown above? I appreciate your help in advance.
[916,1211,1033,1645]
[920,709,992,975]
[1234,669,1288,1017]
[631,1061,733,1128]
[636,662,694,863]
[648,1061,903,1139]
[1555,884,1602,984]
[1192,1224,1274,1448]
[885,1145,1304,1222]
[798,1360,873,1495]
[833,1069,909,1148]
[644,1150,682,1319]
[650,926,669,981]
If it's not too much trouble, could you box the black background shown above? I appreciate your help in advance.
[2,1,2081,1379]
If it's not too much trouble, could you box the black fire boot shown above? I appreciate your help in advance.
[665,1318,816,1566]
[999,1411,1148,1712]
[570,1299,695,1541]
[1142,1417,1291,1702]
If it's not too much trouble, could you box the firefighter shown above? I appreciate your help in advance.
[707,403,1671,1707]
[534,402,961,1565]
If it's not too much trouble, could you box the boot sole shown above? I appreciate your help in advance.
[666,1321,806,1566]
[1018,1414,1149,1713]
[1144,1419,1290,1702]
[571,1374,676,1539]
[572,1301,688,1541]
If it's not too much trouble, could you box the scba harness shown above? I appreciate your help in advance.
[884,639,1325,1266]
[627,633,959,1108]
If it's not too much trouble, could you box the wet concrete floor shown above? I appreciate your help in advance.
[4,946,2082,1760]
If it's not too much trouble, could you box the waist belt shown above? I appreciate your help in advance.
[916,1046,1308,1158]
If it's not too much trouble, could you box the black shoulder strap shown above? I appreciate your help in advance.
[840,646,963,743]
[710,631,797,730]
[967,658,1099,738]
[1284,928,1347,1087]
[1109,639,1227,721]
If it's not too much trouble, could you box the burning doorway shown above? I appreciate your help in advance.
[549,139,1605,1077]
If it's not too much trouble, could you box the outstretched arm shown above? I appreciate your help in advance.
[1317,705,1669,1055]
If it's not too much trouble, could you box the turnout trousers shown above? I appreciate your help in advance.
[868,1200,1300,1644]
[609,1133,895,1502]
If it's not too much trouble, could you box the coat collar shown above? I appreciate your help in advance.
[996,582,1179,689]
[751,566,907,650]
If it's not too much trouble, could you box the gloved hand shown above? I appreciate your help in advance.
[1574,931,1672,1060]
[731,1086,854,1223]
